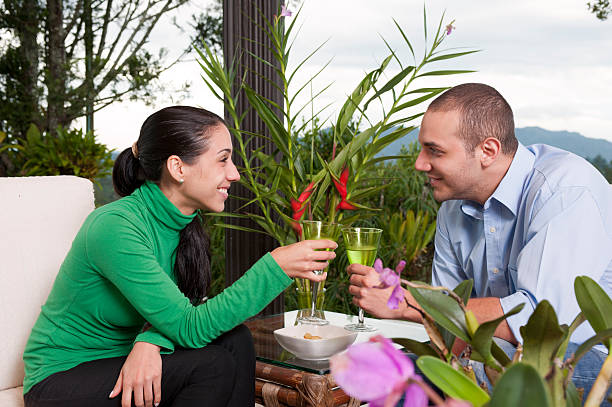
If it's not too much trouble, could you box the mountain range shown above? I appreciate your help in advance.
[379,126,612,162]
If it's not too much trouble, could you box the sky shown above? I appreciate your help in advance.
[91,0,612,152]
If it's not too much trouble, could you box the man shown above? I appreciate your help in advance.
[348,83,612,395]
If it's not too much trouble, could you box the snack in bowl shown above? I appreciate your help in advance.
[274,324,358,360]
[303,333,322,340]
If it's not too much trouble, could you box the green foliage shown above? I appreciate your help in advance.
[363,142,438,217]
[196,7,474,247]
[520,301,565,377]
[589,154,612,183]
[416,356,490,407]
[405,276,612,406]
[382,210,436,270]
[587,0,611,20]
[489,363,550,406]
[10,125,113,182]
[575,276,612,351]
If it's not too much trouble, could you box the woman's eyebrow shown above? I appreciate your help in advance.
[217,148,232,155]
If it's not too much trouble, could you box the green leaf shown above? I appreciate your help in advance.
[472,303,524,369]
[416,356,490,407]
[428,50,480,63]
[575,276,612,350]
[572,328,612,365]
[556,313,586,360]
[565,381,582,407]
[391,338,438,357]
[489,363,550,407]
[407,285,470,342]
[363,66,415,111]
[453,279,473,307]
[439,280,473,353]
[416,69,476,78]
[519,300,565,377]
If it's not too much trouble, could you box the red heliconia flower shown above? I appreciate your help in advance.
[290,182,315,236]
[333,167,357,210]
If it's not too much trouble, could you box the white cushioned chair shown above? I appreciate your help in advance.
[0,176,95,406]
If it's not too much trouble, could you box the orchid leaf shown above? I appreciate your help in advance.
[407,285,470,342]
[575,276,612,351]
[571,328,612,366]
[565,382,581,407]
[557,313,586,360]
[519,300,564,377]
[439,279,473,350]
[472,303,524,369]
[391,338,438,358]
[416,356,490,407]
[489,363,550,407]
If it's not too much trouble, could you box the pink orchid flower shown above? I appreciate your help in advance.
[330,335,427,407]
[280,5,292,17]
[374,258,405,310]
[445,23,455,35]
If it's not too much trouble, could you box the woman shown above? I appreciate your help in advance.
[23,106,336,407]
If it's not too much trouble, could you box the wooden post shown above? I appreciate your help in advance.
[223,0,284,315]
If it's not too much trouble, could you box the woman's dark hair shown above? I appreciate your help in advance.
[113,106,226,303]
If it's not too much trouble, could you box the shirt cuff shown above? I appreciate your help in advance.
[134,330,175,354]
[499,290,536,344]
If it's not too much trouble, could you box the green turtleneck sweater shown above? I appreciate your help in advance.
[22,181,292,394]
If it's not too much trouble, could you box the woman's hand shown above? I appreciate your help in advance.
[271,239,337,280]
[109,341,162,407]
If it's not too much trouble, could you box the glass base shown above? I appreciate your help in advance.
[296,315,330,326]
[344,322,377,332]
[295,308,328,326]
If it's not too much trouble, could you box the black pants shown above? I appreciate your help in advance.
[25,324,255,407]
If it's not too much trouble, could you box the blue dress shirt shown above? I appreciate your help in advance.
[432,143,612,347]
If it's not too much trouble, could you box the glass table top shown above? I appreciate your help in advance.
[245,310,428,375]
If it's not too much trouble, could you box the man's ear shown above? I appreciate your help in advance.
[479,137,502,168]
[166,155,186,184]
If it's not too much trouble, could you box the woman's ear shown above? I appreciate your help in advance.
[479,137,502,168]
[166,155,186,184]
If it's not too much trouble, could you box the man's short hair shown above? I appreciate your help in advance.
[428,83,518,155]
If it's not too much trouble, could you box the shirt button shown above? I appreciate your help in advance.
[493,268,499,274]
[489,226,496,233]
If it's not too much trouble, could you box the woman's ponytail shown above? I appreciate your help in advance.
[112,147,144,197]
[174,213,211,303]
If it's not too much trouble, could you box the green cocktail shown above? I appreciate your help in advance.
[342,227,383,332]
[346,245,378,267]
[297,220,342,325]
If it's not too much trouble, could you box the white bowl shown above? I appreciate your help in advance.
[273,324,358,360]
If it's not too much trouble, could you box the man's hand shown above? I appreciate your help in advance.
[347,263,421,321]
[109,341,162,407]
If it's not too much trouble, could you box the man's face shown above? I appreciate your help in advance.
[415,109,483,202]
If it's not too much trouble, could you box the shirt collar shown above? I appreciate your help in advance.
[461,143,535,219]
[136,181,197,231]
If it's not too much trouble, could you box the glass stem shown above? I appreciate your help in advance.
[358,307,365,325]
[310,280,319,317]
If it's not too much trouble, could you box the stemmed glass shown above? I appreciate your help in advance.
[296,220,342,325]
[342,227,383,332]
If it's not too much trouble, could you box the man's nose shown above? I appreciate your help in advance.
[414,150,430,172]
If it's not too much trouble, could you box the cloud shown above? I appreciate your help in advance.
[93,0,612,150]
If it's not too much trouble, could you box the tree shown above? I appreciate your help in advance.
[0,0,190,145]
[588,0,611,20]
[589,154,612,182]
